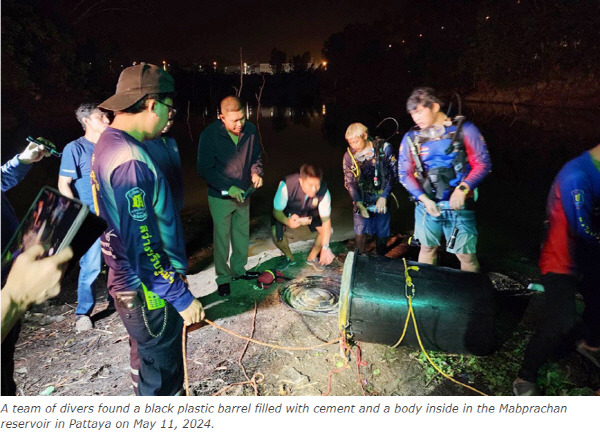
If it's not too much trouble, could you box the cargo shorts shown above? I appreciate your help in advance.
[414,202,478,254]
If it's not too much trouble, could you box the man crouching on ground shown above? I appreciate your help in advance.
[272,164,335,272]
[91,63,204,396]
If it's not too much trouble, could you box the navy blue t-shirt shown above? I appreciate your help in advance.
[59,136,95,209]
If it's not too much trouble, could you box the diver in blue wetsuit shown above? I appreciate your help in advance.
[398,87,492,272]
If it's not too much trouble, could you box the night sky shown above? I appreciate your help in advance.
[40,0,399,64]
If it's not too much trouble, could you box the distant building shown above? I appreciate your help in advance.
[205,62,306,75]
[224,65,241,74]
[258,63,274,74]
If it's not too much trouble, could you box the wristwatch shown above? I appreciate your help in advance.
[457,184,469,195]
[322,244,330,250]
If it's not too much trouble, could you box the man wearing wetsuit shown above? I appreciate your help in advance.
[343,122,397,255]
[398,87,492,272]
[514,145,600,396]
[92,63,204,395]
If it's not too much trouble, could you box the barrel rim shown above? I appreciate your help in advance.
[338,250,356,338]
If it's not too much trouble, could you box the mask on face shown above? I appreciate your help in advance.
[355,146,375,162]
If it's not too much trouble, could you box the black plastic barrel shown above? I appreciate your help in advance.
[339,252,498,355]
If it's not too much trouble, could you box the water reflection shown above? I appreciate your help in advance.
[6,101,598,272]
[198,105,326,128]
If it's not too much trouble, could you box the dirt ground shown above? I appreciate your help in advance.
[12,235,440,397]
[11,223,599,397]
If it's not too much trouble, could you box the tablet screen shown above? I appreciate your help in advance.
[2,187,87,268]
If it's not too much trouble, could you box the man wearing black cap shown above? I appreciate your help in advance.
[91,63,204,395]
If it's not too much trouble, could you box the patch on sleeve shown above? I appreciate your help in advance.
[571,189,584,208]
[126,187,148,221]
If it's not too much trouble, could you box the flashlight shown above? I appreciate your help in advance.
[27,136,61,157]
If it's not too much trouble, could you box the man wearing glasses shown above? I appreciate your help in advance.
[91,63,204,395]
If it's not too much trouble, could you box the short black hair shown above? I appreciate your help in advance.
[406,87,442,112]
[299,163,323,180]
[121,93,174,115]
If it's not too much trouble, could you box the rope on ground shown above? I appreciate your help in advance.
[350,341,368,396]
[182,307,342,396]
[323,336,368,396]
[212,301,264,396]
[391,258,489,396]
[250,252,268,271]
[203,318,341,350]
[183,324,189,396]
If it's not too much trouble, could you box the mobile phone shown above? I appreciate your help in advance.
[26,136,62,157]
[242,187,256,200]
[298,216,312,226]
[2,187,89,268]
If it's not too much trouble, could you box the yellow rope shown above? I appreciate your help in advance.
[184,259,488,396]
[392,258,489,396]
[391,259,419,348]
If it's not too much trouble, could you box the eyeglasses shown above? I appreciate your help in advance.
[155,99,177,117]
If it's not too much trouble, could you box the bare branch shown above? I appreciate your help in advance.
[72,0,110,24]
[237,47,243,97]
[255,74,267,160]
[73,7,135,25]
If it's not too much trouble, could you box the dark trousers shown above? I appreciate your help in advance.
[519,271,600,382]
[114,290,184,396]
[1,321,21,396]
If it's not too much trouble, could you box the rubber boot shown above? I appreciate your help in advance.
[355,234,367,254]
[375,237,389,256]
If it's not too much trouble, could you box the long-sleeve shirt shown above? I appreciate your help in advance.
[343,141,396,204]
[144,136,184,213]
[398,122,491,200]
[1,154,33,282]
[539,150,600,275]
[2,155,32,249]
[197,120,263,198]
[91,127,193,312]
